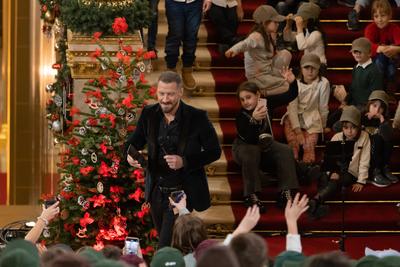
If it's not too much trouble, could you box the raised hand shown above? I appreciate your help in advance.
[285,193,309,223]
[232,205,260,236]
[280,66,295,83]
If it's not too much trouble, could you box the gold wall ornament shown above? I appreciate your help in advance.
[66,30,143,78]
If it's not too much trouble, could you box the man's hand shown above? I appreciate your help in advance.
[232,205,260,237]
[252,104,267,121]
[164,155,184,170]
[352,183,364,192]
[127,154,142,168]
[203,0,212,12]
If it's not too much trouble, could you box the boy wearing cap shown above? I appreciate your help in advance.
[282,53,330,164]
[225,5,293,97]
[308,105,371,219]
[283,2,327,67]
[362,90,399,187]
[334,37,383,109]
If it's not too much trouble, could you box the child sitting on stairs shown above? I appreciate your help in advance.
[232,67,318,213]
[308,105,371,219]
[225,5,292,97]
[362,90,399,187]
[281,53,330,164]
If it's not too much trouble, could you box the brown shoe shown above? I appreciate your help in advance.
[182,67,196,90]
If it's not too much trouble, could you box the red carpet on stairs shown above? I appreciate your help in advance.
[205,0,400,256]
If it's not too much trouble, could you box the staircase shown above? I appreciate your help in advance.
[148,0,400,257]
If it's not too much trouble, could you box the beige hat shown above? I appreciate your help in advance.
[253,5,285,24]
[351,37,371,54]
[368,90,390,108]
[295,2,321,21]
[300,53,321,69]
[340,105,361,127]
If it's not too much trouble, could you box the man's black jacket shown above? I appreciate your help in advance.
[125,101,221,211]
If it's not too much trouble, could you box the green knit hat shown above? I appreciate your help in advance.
[0,239,39,267]
[273,251,306,267]
[77,247,105,264]
[353,255,379,267]
[150,247,185,267]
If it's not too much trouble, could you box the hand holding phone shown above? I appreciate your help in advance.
[169,190,186,215]
[127,145,147,168]
[125,237,140,255]
[170,190,185,203]
[257,98,267,110]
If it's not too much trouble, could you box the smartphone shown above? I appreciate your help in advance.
[257,98,267,109]
[128,144,147,168]
[125,237,140,255]
[170,190,185,203]
[44,199,57,209]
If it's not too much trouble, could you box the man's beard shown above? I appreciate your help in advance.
[160,101,178,114]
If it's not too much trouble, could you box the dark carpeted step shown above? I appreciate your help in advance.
[237,1,400,21]
[215,94,399,120]
[205,21,365,44]
[223,146,400,173]
[220,120,400,145]
[264,234,400,258]
[210,69,400,94]
[227,173,400,202]
[209,43,360,68]
[231,203,400,231]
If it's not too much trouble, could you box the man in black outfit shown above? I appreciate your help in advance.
[125,71,221,248]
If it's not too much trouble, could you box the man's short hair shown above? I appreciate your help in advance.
[158,71,183,89]
[230,232,268,267]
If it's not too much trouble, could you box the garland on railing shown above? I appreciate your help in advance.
[60,0,151,35]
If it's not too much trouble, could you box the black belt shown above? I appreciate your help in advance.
[158,185,183,194]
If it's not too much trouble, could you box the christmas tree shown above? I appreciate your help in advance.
[42,17,158,254]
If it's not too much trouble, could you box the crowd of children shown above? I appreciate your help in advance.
[227,0,400,218]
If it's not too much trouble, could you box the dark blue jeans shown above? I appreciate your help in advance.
[374,53,398,82]
[147,0,160,50]
[164,0,202,68]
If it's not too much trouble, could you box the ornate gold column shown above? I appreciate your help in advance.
[6,0,51,204]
